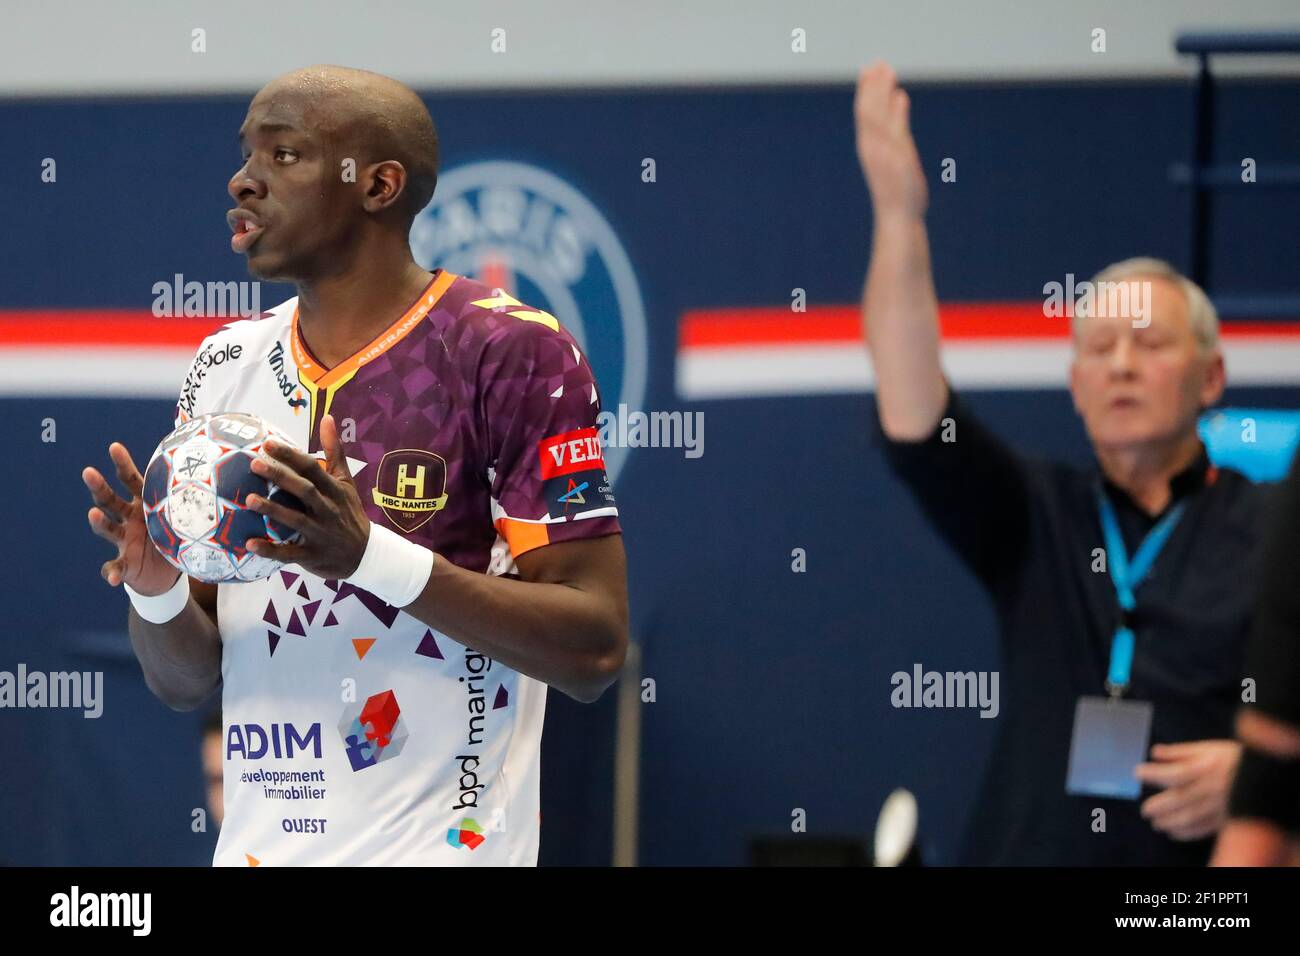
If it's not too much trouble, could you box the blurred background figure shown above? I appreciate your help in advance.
[1214,451,1300,866]
[202,707,223,829]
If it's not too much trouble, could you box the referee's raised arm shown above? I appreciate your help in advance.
[855,62,947,441]
[854,62,1031,591]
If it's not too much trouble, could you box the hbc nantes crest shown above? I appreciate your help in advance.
[370,450,449,533]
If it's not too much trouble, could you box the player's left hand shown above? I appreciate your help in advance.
[244,413,371,579]
[1135,739,1242,841]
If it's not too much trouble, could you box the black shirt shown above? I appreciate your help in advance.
[878,387,1270,865]
[1229,448,1300,828]
[1241,448,1300,729]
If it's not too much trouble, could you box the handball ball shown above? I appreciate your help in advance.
[142,412,305,583]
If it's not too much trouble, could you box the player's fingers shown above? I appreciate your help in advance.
[88,507,127,544]
[250,454,329,512]
[83,468,130,521]
[108,442,144,497]
[320,415,353,486]
[262,438,337,497]
[245,537,306,564]
[261,435,319,473]
[316,416,347,489]
[246,492,313,533]
[100,556,127,586]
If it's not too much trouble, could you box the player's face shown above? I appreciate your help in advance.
[227,90,357,281]
[1069,277,1224,452]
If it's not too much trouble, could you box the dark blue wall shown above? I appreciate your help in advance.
[3,78,1298,865]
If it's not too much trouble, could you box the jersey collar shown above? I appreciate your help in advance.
[290,269,457,389]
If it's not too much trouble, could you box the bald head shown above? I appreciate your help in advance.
[254,65,439,224]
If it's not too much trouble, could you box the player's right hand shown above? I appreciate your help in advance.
[854,61,928,220]
[83,442,180,595]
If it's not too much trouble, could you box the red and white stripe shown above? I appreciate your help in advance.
[0,311,221,397]
[4,305,1300,399]
[678,304,1300,400]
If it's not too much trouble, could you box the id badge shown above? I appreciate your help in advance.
[1065,695,1153,800]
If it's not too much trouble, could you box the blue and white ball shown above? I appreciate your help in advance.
[142,412,304,583]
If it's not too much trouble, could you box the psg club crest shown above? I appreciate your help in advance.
[408,159,647,485]
[370,449,449,533]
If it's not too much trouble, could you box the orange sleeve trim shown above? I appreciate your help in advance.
[495,517,551,557]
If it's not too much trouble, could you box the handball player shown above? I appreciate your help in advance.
[81,66,628,866]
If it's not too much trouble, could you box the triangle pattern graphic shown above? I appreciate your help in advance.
[415,630,444,659]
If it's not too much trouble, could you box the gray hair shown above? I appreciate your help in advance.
[1072,257,1220,352]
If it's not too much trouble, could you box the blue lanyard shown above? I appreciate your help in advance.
[1096,486,1187,696]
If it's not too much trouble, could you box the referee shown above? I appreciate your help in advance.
[856,63,1269,865]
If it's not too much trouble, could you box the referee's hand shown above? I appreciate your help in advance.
[854,61,928,220]
[1136,740,1241,842]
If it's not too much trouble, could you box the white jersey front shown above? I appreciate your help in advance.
[171,271,621,865]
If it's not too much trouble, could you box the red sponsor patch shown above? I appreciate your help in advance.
[538,427,605,479]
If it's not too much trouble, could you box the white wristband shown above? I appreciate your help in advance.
[346,522,435,608]
[124,573,191,625]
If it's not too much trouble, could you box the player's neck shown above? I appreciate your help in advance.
[295,248,434,370]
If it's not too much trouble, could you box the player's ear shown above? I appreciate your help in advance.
[362,160,408,214]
